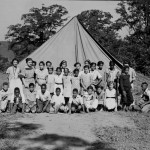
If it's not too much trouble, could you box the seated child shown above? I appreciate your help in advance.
[25,83,37,113]
[105,81,117,111]
[36,84,51,113]
[47,67,55,97]
[51,88,66,113]
[83,86,98,113]
[68,88,85,114]
[132,82,150,113]
[10,87,25,113]
[71,69,81,94]
[96,86,105,111]
[0,82,11,113]
[119,66,134,111]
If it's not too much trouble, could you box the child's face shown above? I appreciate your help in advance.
[64,69,69,76]
[46,63,52,69]
[48,69,53,74]
[62,62,67,69]
[3,85,8,91]
[13,60,18,67]
[84,61,89,66]
[124,68,129,74]
[74,71,79,77]
[56,69,62,75]
[98,64,103,70]
[27,60,33,67]
[15,90,20,97]
[29,86,34,92]
[32,62,36,68]
[97,88,102,94]
[76,64,81,70]
[108,83,114,90]
[41,86,46,93]
[73,91,78,98]
[88,89,93,95]
[141,84,148,92]
[110,64,114,70]
[56,89,61,96]
[39,63,44,70]
[84,67,89,74]
[91,64,96,71]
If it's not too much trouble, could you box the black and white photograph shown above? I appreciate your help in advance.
[0,0,150,149]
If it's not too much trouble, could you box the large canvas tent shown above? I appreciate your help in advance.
[19,16,122,71]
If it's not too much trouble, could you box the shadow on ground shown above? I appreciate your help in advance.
[25,134,116,150]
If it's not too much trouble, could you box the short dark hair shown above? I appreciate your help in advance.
[87,86,94,91]
[84,65,90,69]
[56,67,62,72]
[48,67,54,71]
[90,62,96,67]
[141,82,148,87]
[73,88,78,93]
[39,61,45,66]
[64,68,69,72]
[26,58,32,63]
[46,61,52,65]
[3,82,9,86]
[60,60,67,67]
[12,58,19,64]
[29,83,35,87]
[73,68,79,74]
[109,61,115,66]
[41,84,47,88]
[56,87,61,91]
[32,61,37,65]
[96,85,104,90]
[84,59,91,65]
[97,61,104,66]
[14,87,20,93]
[74,62,81,67]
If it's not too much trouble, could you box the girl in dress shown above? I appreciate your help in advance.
[71,69,81,94]
[22,58,35,88]
[47,67,55,97]
[35,61,48,91]
[6,58,24,96]
[54,67,63,95]
[63,68,72,111]
[105,81,117,111]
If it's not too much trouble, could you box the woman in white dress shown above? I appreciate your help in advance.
[6,58,24,98]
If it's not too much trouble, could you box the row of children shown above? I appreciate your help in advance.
[1,57,149,114]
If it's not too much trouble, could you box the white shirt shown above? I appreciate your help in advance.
[6,66,21,81]
[105,89,116,98]
[90,70,102,81]
[36,90,51,101]
[106,68,120,82]
[129,67,136,82]
[0,89,12,101]
[35,69,48,79]
[69,95,83,105]
[51,94,65,105]
[54,74,63,84]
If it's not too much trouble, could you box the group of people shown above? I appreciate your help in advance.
[0,57,150,114]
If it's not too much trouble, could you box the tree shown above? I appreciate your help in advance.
[77,10,125,62]
[5,4,68,60]
[115,0,150,75]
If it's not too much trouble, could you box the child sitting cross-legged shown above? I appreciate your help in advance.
[105,81,117,112]
[68,88,85,114]
[83,86,98,113]
[51,88,66,113]
[10,87,25,114]
[96,85,105,111]
[36,84,51,113]
[25,83,37,113]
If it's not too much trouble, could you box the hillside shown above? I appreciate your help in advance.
[0,41,14,61]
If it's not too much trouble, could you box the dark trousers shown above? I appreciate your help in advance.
[36,99,50,113]
[122,88,134,107]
